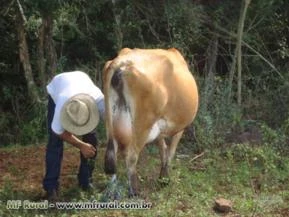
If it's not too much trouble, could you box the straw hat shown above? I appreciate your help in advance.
[60,94,99,135]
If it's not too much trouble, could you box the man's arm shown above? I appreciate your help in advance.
[59,131,96,158]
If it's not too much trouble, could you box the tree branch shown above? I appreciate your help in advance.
[16,0,27,23]
[212,23,283,79]
[3,0,16,16]
[189,152,205,163]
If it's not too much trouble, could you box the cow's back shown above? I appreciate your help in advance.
[104,48,198,145]
[118,48,198,138]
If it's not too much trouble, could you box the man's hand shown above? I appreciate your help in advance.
[59,131,96,158]
[80,143,96,158]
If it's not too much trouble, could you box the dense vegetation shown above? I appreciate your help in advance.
[1,0,288,149]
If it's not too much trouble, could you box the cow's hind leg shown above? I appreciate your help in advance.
[158,130,184,181]
[167,130,183,164]
[125,147,140,197]
[159,138,169,178]
[104,138,117,175]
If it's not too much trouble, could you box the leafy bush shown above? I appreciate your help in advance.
[194,77,243,149]
[18,108,47,145]
[261,123,289,154]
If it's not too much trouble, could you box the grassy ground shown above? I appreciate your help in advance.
[0,142,288,217]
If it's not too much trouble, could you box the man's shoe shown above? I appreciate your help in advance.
[80,182,95,191]
[45,189,59,202]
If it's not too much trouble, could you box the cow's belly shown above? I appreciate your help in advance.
[146,119,172,143]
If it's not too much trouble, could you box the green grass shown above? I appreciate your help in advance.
[0,143,288,217]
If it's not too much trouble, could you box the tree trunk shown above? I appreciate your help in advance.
[237,0,251,106]
[203,37,219,112]
[16,0,40,103]
[37,22,46,90]
[228,0,251,106]
[111,0,123,51]
[37,13,57,91]
[44,15,57,80]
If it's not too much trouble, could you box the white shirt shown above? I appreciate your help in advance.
[47,71,105,135]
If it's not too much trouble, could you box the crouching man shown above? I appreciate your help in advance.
[43,71,105,201]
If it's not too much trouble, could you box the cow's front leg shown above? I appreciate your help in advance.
[126,148,140,197]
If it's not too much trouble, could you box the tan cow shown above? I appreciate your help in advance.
[103,48,198,196]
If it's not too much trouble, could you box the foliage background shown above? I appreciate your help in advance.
[0,0,288,150]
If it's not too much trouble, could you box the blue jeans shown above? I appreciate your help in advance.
[43,96,98,192]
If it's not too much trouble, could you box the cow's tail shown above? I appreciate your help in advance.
[103,60,129,174]
[103,60,117,175]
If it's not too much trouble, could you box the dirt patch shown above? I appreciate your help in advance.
[272,208,289,217]
[0,144,161,199]
[0,145,81,195]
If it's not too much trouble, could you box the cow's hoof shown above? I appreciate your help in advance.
[128,188,139,198]
[160,166,169,178]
